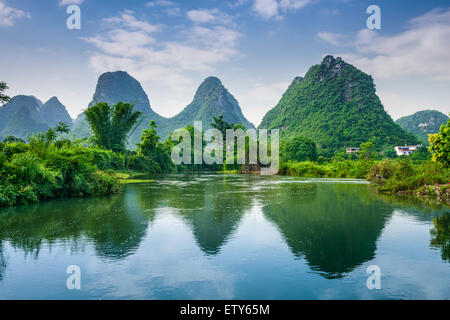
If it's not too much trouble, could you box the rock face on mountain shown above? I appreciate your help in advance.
[72,72,254,146]
[259,56,418,155]
[160,76,254,139]
[396,110,449,143]
[0,95,50,139]
[40,97,73,128]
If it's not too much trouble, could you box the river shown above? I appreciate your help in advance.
[0,174,448,299]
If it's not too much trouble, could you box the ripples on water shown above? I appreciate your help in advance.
[0,174,448,299]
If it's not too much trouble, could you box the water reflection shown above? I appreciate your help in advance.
[0,243,6,281]
[0,187,152,260]
[430,213,450,262]
[260,182,393,278]
[0,174,448,292]
[143,175,252,255]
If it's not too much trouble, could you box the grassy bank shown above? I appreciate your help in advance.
[367,159,449,203]
[281,158,449,204]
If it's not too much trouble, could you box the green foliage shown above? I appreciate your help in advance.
[136,121,174,173]
[84,102,142,152]
[429,117,450,167]
[383,147,398,159]
[259,56,419,155]
[3,136,25,143]
[211,115,235,136]
[280,159,373,179]
[359,142,377,160]
[0,81,11,104]
[368,158,449,194]
[410,145,431,160]
[281,136,318,162]
[396,110,449,143]
[0,130,121,208]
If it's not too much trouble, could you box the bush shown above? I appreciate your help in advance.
[127,155,160,173]
[368,158,449,194]
[2,142,30,159]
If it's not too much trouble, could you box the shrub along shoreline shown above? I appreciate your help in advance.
[1,138,448,208]
[280,158,449,205]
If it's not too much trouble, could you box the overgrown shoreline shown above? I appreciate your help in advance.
[279,159,449,205]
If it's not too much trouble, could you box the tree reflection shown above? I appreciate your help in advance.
[0,187,154,261]
[262,182,393,279]
[155,175,252,255]
[0,243,6,281]
[430,213,450,262]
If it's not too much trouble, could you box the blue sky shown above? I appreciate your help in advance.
[1,0,449,125]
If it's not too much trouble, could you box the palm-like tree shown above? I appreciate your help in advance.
[85,102,142,152]
[0,82,11,104]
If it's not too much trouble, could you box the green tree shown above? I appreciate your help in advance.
[410,145,431,160]
[383,147,398,159]
[84,102,142,152]
[359,142,377,160]
[0,82,11,104]
[55,122,70,135]
[137,121,173,173]
[137,121,160,157]
[3,136,25,143]
[211,115,234,136]
[281,136,318,162]
[429,116,450,167]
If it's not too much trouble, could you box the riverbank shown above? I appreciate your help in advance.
[279,159,449,205]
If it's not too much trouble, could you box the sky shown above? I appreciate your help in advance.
[1,0,449,126]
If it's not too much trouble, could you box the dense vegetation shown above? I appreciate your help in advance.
[0,71,448,209]
[396,110,449,143]
[429,116,450,167]
[0,87,176,208]
[0,134,119,208]
[259,56,418,156]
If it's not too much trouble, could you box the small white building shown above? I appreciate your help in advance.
[346,147,360,155]
[394,145,422,156]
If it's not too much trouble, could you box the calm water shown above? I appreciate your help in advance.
[0,175,448,300]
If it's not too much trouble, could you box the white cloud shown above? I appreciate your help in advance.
[324,8,450,81]
[146,0,176,7]
[0,1,30,27]
[187,9,217,24]
[317,31,346,46]
[59,0,84,5]
[83,10,242,116]
[187,9,233,25]
[253,0,279,19]
[103,10,160,34]
[165,7,181,17]
[252,0,311,19]
[236,81,290,124]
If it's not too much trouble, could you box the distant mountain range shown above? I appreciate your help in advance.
[396,110,449,143]
[72,72,254,146]
[2,56,443,155]
[259,56,419,154]
[0,95,72,140]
